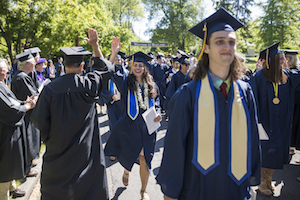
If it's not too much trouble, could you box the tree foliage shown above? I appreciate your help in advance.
[142,0,204,55]
[258,0,300,49]
[212,0,254,23]
[0,0,145,60]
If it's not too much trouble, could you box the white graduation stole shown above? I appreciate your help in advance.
[192,73,251,185]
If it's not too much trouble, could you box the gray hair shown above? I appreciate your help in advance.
[286,54,299,69]
[0,59,8,70]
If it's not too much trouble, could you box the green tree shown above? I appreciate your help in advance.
[259,0,300,49]
[212,0,254,23]
[104,0,144,27]
[142,0,204,54]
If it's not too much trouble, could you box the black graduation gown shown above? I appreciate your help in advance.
[11,70,40,168]
[104,72,157,171]
[30,58,114,200]
[0,82,27,182]
[157,79,261,200]
[164,70,186,111]
[249,69,300,169]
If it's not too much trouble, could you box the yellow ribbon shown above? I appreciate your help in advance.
[197,22,207,61]
[130,56,134,74]
[266,49,269,69]
[272,82,278,98]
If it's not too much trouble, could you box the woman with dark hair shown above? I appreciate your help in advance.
[104,51,161,200]
[157,8,261,200]
[250,42,300,196]
[43,59,56,80]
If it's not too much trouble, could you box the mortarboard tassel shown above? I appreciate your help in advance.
[171,59,174,68]
[266,49,269,69]
[198,22,207,61]
[130,55,134,74]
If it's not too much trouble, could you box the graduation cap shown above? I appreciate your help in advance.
[24,47,41,58]
[59,47,92,64]
[177,50,186,56]
[108,51,126,60]
[283,49,299,55]
[118,51,126,60]
[128,51,152,74]
[259,42,283,69]
[189,7,244,60]
[37,58,46,64]
[16,51,35,62]
[157,52,165,59]
[178,54,189,64]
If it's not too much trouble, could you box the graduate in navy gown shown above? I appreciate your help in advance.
[157,8,261,200]
[31,29,121,200]
[104,51,162,200]
[249,42,300,196]
[101,52,128,161]
[163,56,180,93]
[152,53,170,110]
[163,55,190,112]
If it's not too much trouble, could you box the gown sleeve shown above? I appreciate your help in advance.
[156,85,192,199]
[245,82,261,186]
[0,88,26,127]
[30,86,51,142]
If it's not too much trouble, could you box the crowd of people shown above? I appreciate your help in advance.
[1,7,300,200]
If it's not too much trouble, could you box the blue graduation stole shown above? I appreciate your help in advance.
[192,72,252,185]
[127,89,154,120]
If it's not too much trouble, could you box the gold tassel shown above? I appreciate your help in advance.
[130,55,134,74]
[198,22,207,61]
[266,49,269,69]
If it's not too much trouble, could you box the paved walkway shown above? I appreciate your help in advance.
[17,112,300,200]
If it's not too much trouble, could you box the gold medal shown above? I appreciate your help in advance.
[273,97,280,104]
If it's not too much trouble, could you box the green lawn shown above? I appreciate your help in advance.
[244,56,258,72]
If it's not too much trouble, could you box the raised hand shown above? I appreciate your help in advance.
[111,37,122,55]
[84,29,98,47]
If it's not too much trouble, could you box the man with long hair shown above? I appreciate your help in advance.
[156,8,261,200]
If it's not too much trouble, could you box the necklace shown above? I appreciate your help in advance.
[135,80,149,110]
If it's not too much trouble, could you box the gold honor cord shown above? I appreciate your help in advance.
[266,49,269,69]
[197,22,207,61]
[130,56,134,74]
[272,82,280,104]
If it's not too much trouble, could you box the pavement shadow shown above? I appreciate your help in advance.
[155,137,165,153]
[111,187,127,200]
[101,130,111,144]
[152,166,160,176]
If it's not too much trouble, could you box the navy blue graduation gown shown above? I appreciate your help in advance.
[157,79,261,200]
[101,65,127,131]
[104,72,157,170]
[152,63,170,106]
[249,69,300,169]
[30,58,114,200]
[164,70,186,111]
[0,82,27,182]
[11,70,40,170]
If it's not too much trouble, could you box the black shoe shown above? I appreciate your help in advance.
[11,188,26,198]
